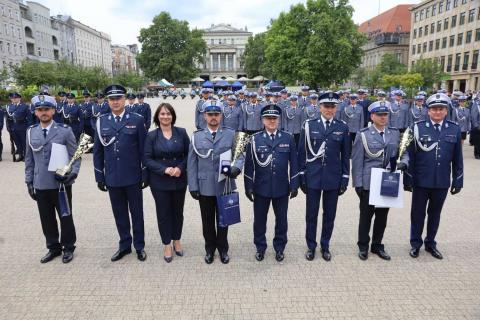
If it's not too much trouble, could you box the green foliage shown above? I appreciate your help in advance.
[241,33,269,78]
[354,54,408,89]
[113,72,148,91]
[411,58,449,89]
[377,53,407,75]
[21,85,39,99]
[137,12,207,82]
[380,73,423,97]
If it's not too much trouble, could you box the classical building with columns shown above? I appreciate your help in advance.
[199,23,251,80]
[409,0,480,92]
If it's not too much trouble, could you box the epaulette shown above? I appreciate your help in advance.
[338,119,347,124]
[62,124,70,128]
[388,126,399,131]
[446,120,457,125]
[253,131,263,136]
[359,127,369,132]
[28,124,38,129]
[98,113,108,118]
[415,120,427,125]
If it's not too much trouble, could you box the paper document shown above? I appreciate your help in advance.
[48,143,69,172]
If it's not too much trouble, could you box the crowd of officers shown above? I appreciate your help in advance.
[9,83,471,265]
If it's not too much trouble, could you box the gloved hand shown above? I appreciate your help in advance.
[228,167,241,179]
[97,182,108,192]
[190,191,200,200]
[55,172,77,184]
[27,183,37,201]
[289,189,298,199]
[245,190,254,202]
[355,187,363,198]
[300,183,307,195]
[338,185,347,196]
[396,162,408,172]
[450,187,461,195]
[404,185,413,192]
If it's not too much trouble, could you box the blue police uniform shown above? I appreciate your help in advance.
[282,96,303,145]
[405,93,463,258]
[242,95,264,134]
[62,99,84,142]
[408,99,429,126]
[451,98,471,139]
[389,92,409,132]
[54,92,67,123]
[301,95,320,123]
[93,84,148,261]
[0,105,4,159]
[298,93,350,259]
[80,98,94,137]
[91,98,110,129]
[471,98,480,158]
[298,86,310,108]
[221,97,243,131]
[6,93,29,160]
[339,95,364,147]
[136,100,152,131]
[244,105,299,260]
[195,90,209,130]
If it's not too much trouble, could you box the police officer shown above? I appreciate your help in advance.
[80,90,95,138]
[389,90,409,132]
[91,92,110,130]
[6,92,29,161]
[25,95,80,263]
[352,101,407,261]
[125,93,138,113]
[244,104,299,262]
[195,88,210,130]
[236,90,247,108]
[136,93,152,131]
[187,100,244,264]
[340,93,365,149]
[282,95,303,145]
[471,94,480,159]
[0,104,4,161]
[222,95,243,131]
[242,92,263,134]
[408,95,429,126]
[451,95,471,145]
[63,93,84,142]
[299,86,310,108]
[93,84,149,262]
[55,91,67,124]
[404,93,463,260]
[298,92,350,261]
[302,94,320,123]
[357,89,372,128]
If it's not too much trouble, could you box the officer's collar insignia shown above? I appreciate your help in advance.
[108,115,111,120]
[263,133,266,138]
[445,123,449,128]
[278,133,282,137]
[126,114,130,119]
[426,122,430,127]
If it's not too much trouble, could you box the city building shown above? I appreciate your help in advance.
[358,4,413,70]
[111,44,138,75]
[409,0,480,92]
[199,23,252,80]
[0,0,25,69]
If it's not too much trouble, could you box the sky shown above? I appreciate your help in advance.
[39,0,422,45]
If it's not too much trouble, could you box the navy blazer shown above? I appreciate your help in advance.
[144,126,189,190]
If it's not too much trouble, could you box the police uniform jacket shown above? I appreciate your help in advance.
[405,120,463,189]
[93,111,147,187]
[388,101,409,129]
[242,102,264,131]
[62,103,84,130]
[6,103,29,130]
[298,118,350,190]
[299,95,310,108]
[451,106,471,132]
[81,102,93,121]
[222,105,243,131]
[244,130,299,198]
[472,102,480,129]
[339,103,364,133]
[301,104,320,123]
[136,103,152,130]
[144,126,189,191]
[91,102,110,127]
[195,99,207,130]
[187,127,244,197]
[25,122,80,190]
[282,104,303,134]
[352,126,405,190]
[408,105,429,126]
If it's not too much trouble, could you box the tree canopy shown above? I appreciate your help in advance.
[241,33,268,78]
[137,12,207,82]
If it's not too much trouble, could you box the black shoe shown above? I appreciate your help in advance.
[275,251,284,262]
[204,252,214,264]
[305,249,315,261]
[358,250,368,260]
[173,241,184,257]
[409,248,420,258]
[111,248,132,262]
[164,246,173,263]
[0,155,2,161]
[255,251,265,261]
[220,252,230,264]
[371,248,391,261]
[40,250,62,263]
[17,155,24,162]
[321,249,331,261]
[136,250,147,261]
[62,251,74,263]
[425,247,443,260]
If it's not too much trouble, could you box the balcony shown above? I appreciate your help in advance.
[21,12,32,21]
[446,66,452,72]
[472,62,478,70]
[374,33,400,46]
[462,64,468,71]
[454,64,460,71]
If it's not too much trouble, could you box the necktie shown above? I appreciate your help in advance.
[434,123,440,132]
[325,120,330,130]
[380,131,384,142]
[115,116,121,123]
[43,129,47,138]
[270,133,275,141]
[212,131,216,140]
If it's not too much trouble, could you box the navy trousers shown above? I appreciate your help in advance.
[151,188,186,245]
[12,128,26,156]
[305,188,339,250]
[108,184,145,251]
[410,187,448,249]
[253,194,289,253]
[83,122,94,138]
[199,195,228,254]
[357,189,389,252]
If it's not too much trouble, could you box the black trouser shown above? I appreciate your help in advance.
[292,133,300,146]
[35,186,76,252]
[199,195,228,254]
[0,130,3,156]
[357,189,389,252]
[349,132,357,151]
[151,188,186,245]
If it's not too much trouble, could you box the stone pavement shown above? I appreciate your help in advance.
[0,97,479,319]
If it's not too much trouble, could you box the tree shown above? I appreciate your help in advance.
[137,12,207,82]
[241,33,269,78]
[380,73,423,97]
[377,53,407,75]
[113,72,147,91]
[264,0,367,87]
[411,57,449,89]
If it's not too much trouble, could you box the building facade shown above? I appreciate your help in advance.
[111,44,138,75]
[200,24,252,80]
[358,5,412,70]
[0,0,25,69]
[409,0,480,92]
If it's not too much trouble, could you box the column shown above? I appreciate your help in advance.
[210,53,213,71]
[226,54,229,71]
[218,54,221,71]
[233,54,236,72]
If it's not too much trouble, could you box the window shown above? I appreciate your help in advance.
[466,30,473,43]
[418,43,422,53]
[463,52,470,70]
[444,18,449,29]
[396,52,402,62]
[415,12,419,22]
[412,45,416,55]
[423,42,427,52]
[468,9,475,22]
[426,6,430,18]
[472,50,479,69]
[210,39,214,44]
[437,21,442,32]
[460,12,466,25]
[452,15,457,27]
[413,29,417,38]
[454,53,461,71]
[429,40,434,51]
[425,25,429,35]
[476,28,480,41]
[420,9,424,20]
[436,38,440,50]
[446,0,451,10]
[419,27,423,37]
[450,35,455,46]
[432,4,437,16]
[458,32,463,45]
[439,1,444,13]
[454,0,459,8]
[431,23,435,33]
[447,55,453,71]
[461,0,466,4]
[442,36,447,48]
[440,56,446,70]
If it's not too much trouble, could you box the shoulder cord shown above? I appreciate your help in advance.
[455,108,466,121]
[414,123,438,152]
[191,133,213,159]
[411,107,422,119]
[285,106,298,119]
[27,127,44,152]
[96,117,116,147]
[223,106,235,119]
[344,105,355,119]
[243,103,255,116]
[251,136,273,167]
[304,120,326,163]
[389,102,400,114]
[196,100,205,113]
[6,104,14,117]
[305,106,317,119]
[360,131,384,158]
[92,104,100,117]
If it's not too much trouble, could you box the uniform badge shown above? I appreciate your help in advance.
[125,125,136,129]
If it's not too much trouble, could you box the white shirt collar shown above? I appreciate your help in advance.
[266,129,277,137]
[40,121,53,131]
[431,119,443,128]
[207,127,219,134]
[372,124,385,135]
[320,115,333,127]
[113,110,125,121]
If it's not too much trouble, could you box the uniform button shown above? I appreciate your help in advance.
[437,163,440,165]
[117,158,120,160]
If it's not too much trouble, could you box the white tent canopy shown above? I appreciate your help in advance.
[238,76,249,81]
[191,77,205,82]
[225,76,236,82]
[212,76,224,82]
[161,78,173,86]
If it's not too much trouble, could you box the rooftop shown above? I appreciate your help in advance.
[358,4,413,37]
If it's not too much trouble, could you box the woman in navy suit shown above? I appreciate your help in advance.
[144,103,190,262]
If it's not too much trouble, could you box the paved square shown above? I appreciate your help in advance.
[0,97,479,319]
